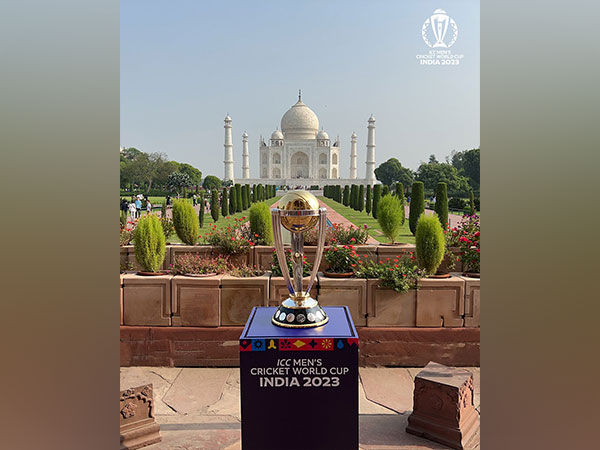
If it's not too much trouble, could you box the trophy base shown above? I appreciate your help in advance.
[271,298,329,328]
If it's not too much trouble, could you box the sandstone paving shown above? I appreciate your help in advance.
[121,367,480,449]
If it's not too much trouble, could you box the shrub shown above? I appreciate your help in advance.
[324,244,360,273]
[354,256,423,293]
[377,195,404,243]
[221,188,228,217]
[211,190,219,222]
[198,201,205,228]
[170,254,230,276]
[415,213,445,275]
[244,184,251,209]
[382,185,389,197]
[120,227,133,246]
[395,182,404,199]
[304,224,335,246]
[448,197,466,210]
[249,202,273,245]
[252,185,256,203]
[160,201,167,218]
[133,215,166,273]
[172,199,199,245]
[343,185,350,206]
[160,217,174,239]
[474,197,480,211]
[235,184,243,212]
[331,223,369,245]
[229,187,237,215]
[357,185,365,212]
[350,184,358,210]
[448,214,480,273]
[228,264,265,278]
[365,185,372,214]
[205,218,252,255]
[409,182,425,235]
[434,182,448,229]
[336,185,342,203]
[270,249,312,277]
[469,190,476,215]
[120,211,127,228]
[372,184,382,219]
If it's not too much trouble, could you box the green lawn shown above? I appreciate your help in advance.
[317,196,415,244]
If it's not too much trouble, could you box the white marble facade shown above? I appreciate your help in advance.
[223,91,375,186]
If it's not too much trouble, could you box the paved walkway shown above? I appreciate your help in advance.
[121,367,480,449]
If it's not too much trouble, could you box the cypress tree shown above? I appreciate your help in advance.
[246,184,251,207]
[343,185,350,206]
[409,181,425,235]
[257,184,263,201]
[211,190,219,222]
[358,185,365,212]
[372,184,382,219]
[469,189,476,215]
[434,182,448,229]
[365,185,372,214]
[337,185,342,203]
[234,184,242,212]
[221,188,228,217]
[382,185,390,197]
[229,187,236,215]
[350,185,357,209]
[198,200,205,228]
[252,185,256,203]
[396,182,405,224]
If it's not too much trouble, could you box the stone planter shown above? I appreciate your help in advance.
[169,245,215,268]
[416,276,465,327]
[354,245,378,264]
[125,244,170,271]
[171,274,224,327]
[122,274,172,326]
[220,274,270,325]
[437,247,463,274]
[120,274,124,326]
[366,279,417,327]
[253,245,287,270]
[269,276,312,307]
[376,244,416,263]
[120,247,128,269]
[317,274,367,326]
[460,274,480,327]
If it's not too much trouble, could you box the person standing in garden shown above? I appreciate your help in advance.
[135,197,142,218]
[128,201,136,220]
[146,200,152,214]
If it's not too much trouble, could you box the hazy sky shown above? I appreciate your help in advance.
[121,0,479,179]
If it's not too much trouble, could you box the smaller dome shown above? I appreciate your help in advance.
[317,130,329,140]
[351,131,357,139]
[242,131,248,138]
[368,114,375,123]
[225,114,232,122]
[271,129,283,140]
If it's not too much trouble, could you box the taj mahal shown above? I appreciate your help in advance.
[223,91,377,187]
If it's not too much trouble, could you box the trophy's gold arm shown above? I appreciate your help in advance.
[271,209,294,296]
[305,208,327,296]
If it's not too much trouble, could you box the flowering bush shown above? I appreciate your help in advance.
[170,253,231,276]
[270,249,312,277]
[203,217,253,255]
[448,215,480,273]
[228,264,265,278]
[160,217,174,239]
[330,223,369,245]
[304,225,335,246]
[120,227,133,246]
[354,255,423,293]
[324,244,359,274]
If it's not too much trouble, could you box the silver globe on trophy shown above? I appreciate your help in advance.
[271,190,328,328]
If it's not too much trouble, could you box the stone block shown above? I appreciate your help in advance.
[122,274,172,326]
[416,276,465,327]
[125,245,170,271]
[317,274,367,326]
[213,248,253,267]
[406,362,479,449]
[253,245,286,270]
[220,274,269,325]
[120,247,128,268]
[366,279,416,327]
[120,274,125,326]
[120,384,161,450]
[377,244,416,263]
[354,245,378,264]
[171,274,224,327]
[268,276,312,307]
[304,245,330,271]
[461,275,480,327]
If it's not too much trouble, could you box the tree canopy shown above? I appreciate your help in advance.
[166,171,192,196]
[202,175,222,190]
[374,158,414,187]
[450,148,480,190]
[415,162,470,195]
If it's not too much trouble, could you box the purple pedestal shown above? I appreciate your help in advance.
[240,306,359,450]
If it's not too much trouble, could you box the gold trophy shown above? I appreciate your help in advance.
[271,190,328,328]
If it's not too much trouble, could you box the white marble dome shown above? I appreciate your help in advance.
[271,129,283,140]
[317,129,329,140]
[280,100,319,139]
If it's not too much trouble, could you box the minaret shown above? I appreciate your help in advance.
[349,132,358,179]
[366,115,376,184]
[223,114,234,182]
[242,131,250,179]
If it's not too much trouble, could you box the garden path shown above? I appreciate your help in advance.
[120,366,480,450]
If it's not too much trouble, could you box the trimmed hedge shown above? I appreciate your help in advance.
[249,203,273,245]
[415,213,445,275]
[372,184,382,219]
[133,214,166,273]
[172,199,199,245]
[434,182,448,229]
[365,185,372,214]
[377,195,403,243]
[221,188,228,217]
[343,185,350,206]
[211,190,219,222]
[409,182,425,235]
[357,185,365,212]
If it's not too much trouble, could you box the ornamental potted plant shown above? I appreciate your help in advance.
[204,217,253,265]
[169,253,230,277]
[415,213,447,278]
[323,243,359,278]
[132,214,166,276]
